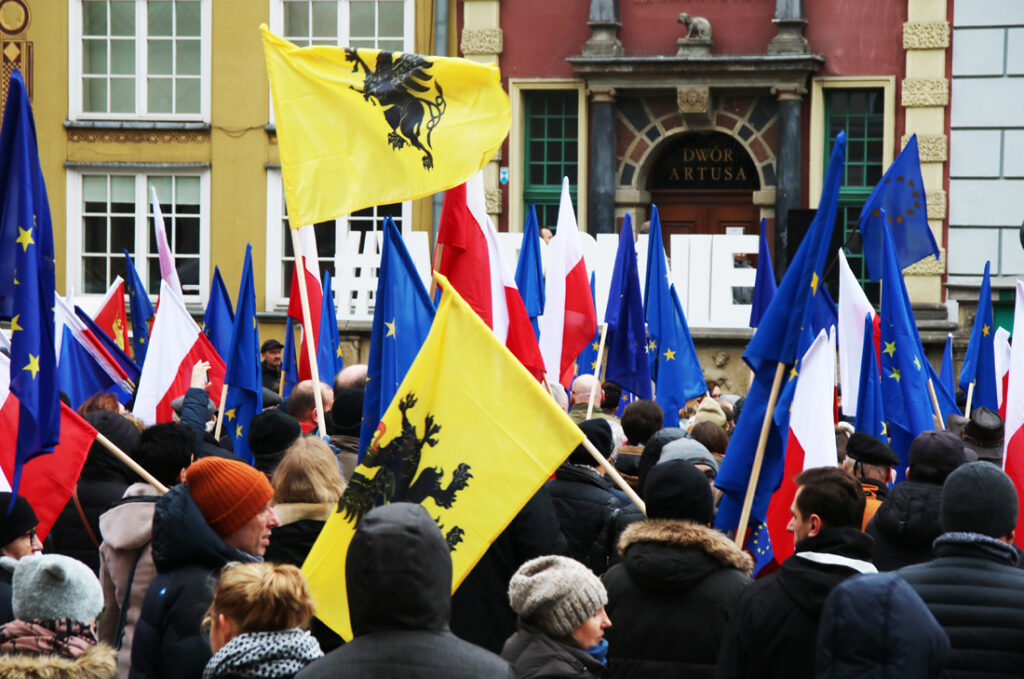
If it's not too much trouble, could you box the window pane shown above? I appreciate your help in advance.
[176,218,200,254]
[176,40,201,75]
[148,77,172,112]
[379,2,403,37]
[83,79,107,112]
[84,216,107,253]
[148,1,172,36]
[83,0,107,35]
[312,1,337,38]
[148,39,172,75]
[83,40,107,74]
[175,79,200,113]
[284,1,310,38]
[177,258,199,288]
[110,38,135,75]
[83,175,108,204]
[110,0,135,36]
[175,176,200,204]
[110,216,134,252]
[349,39,374,50]
[176,0,201,36]
[149,176,172,202]
[350,2,374,37]
[84,258,108,294]
[112,175,135,204]
[110,77,135,113]
[379,39,403,51]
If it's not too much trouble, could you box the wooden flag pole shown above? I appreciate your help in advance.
[213,384,230,440]
[964,381,975,417]
[586,323,609,420]
[733,361,788,547]
[581,437,645,514]
[97,433,168,494]
[290,228,328,437]
[927,378,946,430]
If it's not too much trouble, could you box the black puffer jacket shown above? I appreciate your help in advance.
[899,532,1024,679]
[714,527,875,679]
[817,572,949,679]
[546,465,643,574]
[866,480,943,571]
[502,622,606,679]
[130,484,258,679]
[296,503,515,679]
[603,520,753,679]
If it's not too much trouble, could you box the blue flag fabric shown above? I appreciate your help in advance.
[958,261,998,412]
[0,71,60,500]
[749,218,777,328]
[316,270,344,385]
[515,204,546,339]
[748,520,776,577]
[715,131,846,535]
[812,285,838,337]
[123,249,155,365]
[358,217,435,461]
[859,135,939,280]
[75,306,141,385]
[940,333,955,398]
[281,316,299,400]
[58,325,132,408]
[204,266,234,363]
[855,314,885,439]
[575,273,601,379]
[604,214,652,400]
[222,245,262,465]
[644,206,707,427]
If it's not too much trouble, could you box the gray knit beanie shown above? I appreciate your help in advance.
[508,555,607,639]
[0,554,103,624]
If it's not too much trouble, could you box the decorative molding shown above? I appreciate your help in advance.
[903,22,950,50]
[485,187,502,215]
[901,78,949,107]
[926,191,946,220]
[676,86,709,114]
[460,28,503,56]
[902,133,947,162]
[904,248,945,275]
[0,37,29,104]
[67,128,210,144]
[0,0,29,35]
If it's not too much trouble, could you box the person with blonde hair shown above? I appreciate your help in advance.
[203,562,322,679]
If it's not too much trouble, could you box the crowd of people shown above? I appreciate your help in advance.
[0,352,1021,679]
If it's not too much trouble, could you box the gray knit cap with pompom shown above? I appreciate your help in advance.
[508,555,607,639]
[0,553,103,624]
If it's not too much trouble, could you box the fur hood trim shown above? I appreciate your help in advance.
[0,642,117,679]
[272,502,334,526]
[618,519,754,575]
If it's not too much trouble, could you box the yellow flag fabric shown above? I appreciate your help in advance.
[302,273,584,640]
[261,26,511,228]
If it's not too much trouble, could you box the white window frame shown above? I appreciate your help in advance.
[65,166,212,303]
[68,0,212,122]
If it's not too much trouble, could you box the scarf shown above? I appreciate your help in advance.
[0,618,98,659]
[933,531,1019,565]
[203,629,323,679]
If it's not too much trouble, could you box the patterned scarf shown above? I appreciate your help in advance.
[203,629,323,679]
[0,618,98,659]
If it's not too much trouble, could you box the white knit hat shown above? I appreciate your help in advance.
[508,555,607,638]
[1,554,103,624]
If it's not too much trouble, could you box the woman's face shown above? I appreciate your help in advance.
[571,606,611,649]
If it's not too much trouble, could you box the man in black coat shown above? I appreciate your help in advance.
[297,503,515,679]
[715,467,876,679]
[899,462,1024,678]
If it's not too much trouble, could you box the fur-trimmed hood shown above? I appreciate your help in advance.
[272,502,334,526]
[618,519,754,575]
[0,642,116,679]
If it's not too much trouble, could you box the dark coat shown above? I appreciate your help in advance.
[714,527,875,679]
[179,387,231,458]
[817,572,949,679]
[899,532,1024,679]
[130,484,258,679]
[0,569,11,626]
[865,480,943,571]
[546,465,643,574]
[603,520,753,679]
[296,503,515,679]
[49,478,130,574]
[501,622,605,679]
[451,487,568,653]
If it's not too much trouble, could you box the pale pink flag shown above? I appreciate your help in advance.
[151,186,184,298]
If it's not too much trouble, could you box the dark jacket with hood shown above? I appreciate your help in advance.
[865,479,943,571]
[130,484,259,679]
[603,520,753,679]
[501,621,606,679]
[296,503,515,679]
[714,527,876,679]
[899,532,1024,679]
[817,572,949,679]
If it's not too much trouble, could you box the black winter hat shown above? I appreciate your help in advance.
[248,409,302,474]
[643,459,715,525]
[909,430,973,482]
[331,387,364,437]
[940,461,1018,538]
[846,433,900,467]
[567,419,613,466]
[0,494,37,548]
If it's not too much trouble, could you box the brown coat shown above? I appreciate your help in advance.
[0,643,117,679]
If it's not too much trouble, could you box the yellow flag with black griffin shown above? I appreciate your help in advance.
[260,26,510,229]
[302,273,584,640]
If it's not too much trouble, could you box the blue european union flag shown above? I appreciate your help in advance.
[575,272,601,379]
[203,266,234,363]
[940,333,955,398]
[123,249,155,365]
[281,316,299,400]
[958,261,998,412]
[58,324,131,408]
[0,71,60,500]
[515,204,545,339]
[358,217,435,460]
[749,218,777,328]
[75,305,141,385]
[604,214,652,401]
[855,313,885,439]
[748,520,776,577]
[859,135,939,281]
[222,244,263,465]
[316,270,344,385]
[812,285,838,337]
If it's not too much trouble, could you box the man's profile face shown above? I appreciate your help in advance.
[787,486,814,545]
[263,348,283,368]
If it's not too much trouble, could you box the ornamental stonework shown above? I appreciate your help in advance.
[67,129,210,144]
[903,248,945,275]
[903,21,950,50]
[902,78,949,107]
[926,191,946,220]
[485,187,502,215]
[677,86,709,114]
[902,133,947,162]
[460,28,503,56]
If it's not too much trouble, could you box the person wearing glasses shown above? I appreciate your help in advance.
[0,493,42,625]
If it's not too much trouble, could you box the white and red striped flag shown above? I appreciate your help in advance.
[286,224,323,381]
[996,326,1011,419]
[838,249,877,418]
[1003,280,1024,539]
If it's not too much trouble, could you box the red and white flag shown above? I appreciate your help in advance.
[287,224,323,382]
[151,186,184,299]
[837,249,877,418]
[133,281,225,425]
[436,173,546,380]
[765,329,838,562]
[93,276,130,355]
[996,326,1011,418]
[1003,280,1024,540]
[539,178,597,388]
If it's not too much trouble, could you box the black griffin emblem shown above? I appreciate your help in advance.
[344,49,447,170]
[337,393,472,551]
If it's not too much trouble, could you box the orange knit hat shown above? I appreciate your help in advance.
[185,457,274,538]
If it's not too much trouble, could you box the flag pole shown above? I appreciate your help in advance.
[734,361,788,547]
[581,437,645,514]
[290,229,328,437]
[96,433,168,494]
[586,323,608,420]
[213,384,229,440]
[927,378,946,430]
[965,381,975,417]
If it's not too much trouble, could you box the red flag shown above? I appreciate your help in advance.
[93,277,130,356]
[1003,280,1024,540]
[286,224,323,381]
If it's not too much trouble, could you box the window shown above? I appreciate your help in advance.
[275,0,411,50]
[70,0,211,120]
[66,168,210,299]
[523,90,579,230]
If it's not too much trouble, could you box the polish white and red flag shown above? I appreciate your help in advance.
[996,326,1011,418]
[539,178,597,388]
[765,329,839,562]
[436,172,546,380]
[286,224,323,381]
[151,186,184,299]
[838,249,879,418]
[133,281,225,425]
[1003,280,1024,539]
